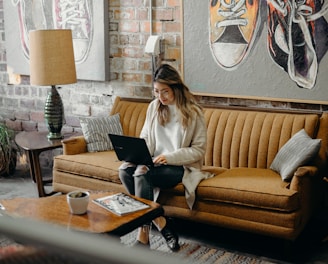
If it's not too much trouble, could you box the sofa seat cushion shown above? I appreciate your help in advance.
[54,151,122,184]
[197,168,299,212]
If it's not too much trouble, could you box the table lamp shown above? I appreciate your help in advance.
[29,29,77,139]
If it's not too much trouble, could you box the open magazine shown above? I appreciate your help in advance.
[92,193,150,216]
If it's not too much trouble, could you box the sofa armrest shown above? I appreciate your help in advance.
[62,136,87,155]
[289,166,318,191]
[294,166,318,178]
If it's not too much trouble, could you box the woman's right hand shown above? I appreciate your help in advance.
[153,155,167,165]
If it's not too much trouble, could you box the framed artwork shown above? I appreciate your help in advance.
[4,0,109,81]
[183,1,328,103]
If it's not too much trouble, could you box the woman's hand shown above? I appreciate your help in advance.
[153,155,167,165]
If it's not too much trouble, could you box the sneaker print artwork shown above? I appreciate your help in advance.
[267,0,328,89]
[210,0,260,70]
[11,0,93,64]
[210,0,328,89]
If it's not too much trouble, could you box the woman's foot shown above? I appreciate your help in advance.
[155,217,180,251]
[134,225,150,248]
[133,240,150,248]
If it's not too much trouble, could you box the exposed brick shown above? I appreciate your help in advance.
[110,34,119,45]
[141,21,162,33]
[119,21,139,33]
[122,73,143,82]
[135,86,152,98]
[20,98,35,109]
[139,60,152,71]
[174,6,181,21]
[37,122,48,132]
[30,111,44,122]
[166,47,180,61]
[4,98,19,108]
[136,8,148,20]
[5,119,21,131]
[15,111,30,121]
[121,0,143,7]
[72,104,91,116]
[119,8,136,19]
[153,8,174,21]
[109,22,119,31]
[91,105,111,117]
[14,86,29,96]
[164,21,181,33]
[122,47,144,58]
[144,74,152,84]
[21,121,37,132]
[109,0,121,7]
[64,115,81,128]
[61,126,74,134]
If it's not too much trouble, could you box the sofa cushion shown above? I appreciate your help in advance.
[80,114,123,152]
[270,129,321,181]
[54,151,123,183]
[196,168,299,212]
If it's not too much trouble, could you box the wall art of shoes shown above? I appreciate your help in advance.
[209,0,328,89]
[11,0,93,64]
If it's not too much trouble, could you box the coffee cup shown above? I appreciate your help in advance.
[67,191,90,215]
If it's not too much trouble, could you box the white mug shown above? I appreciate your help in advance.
[66,191,90,215]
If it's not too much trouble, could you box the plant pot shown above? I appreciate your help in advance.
[0,147,17,176]
[0,123,17,176]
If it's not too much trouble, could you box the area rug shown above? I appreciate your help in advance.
[0,232,281,264]
[120,230,279,264]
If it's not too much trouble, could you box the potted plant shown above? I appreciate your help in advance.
[0,122,17,176]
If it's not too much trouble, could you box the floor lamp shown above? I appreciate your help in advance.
[29,29,77,139]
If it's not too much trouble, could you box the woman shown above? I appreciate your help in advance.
[119,64,211,251]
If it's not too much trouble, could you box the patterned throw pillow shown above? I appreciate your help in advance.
[80,114,123,152]
[270,129,321,181]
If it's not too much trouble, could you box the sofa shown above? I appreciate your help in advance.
[53,96,328,241]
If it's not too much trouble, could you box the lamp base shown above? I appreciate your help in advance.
[47,132,63,140]
[44,85,64,140]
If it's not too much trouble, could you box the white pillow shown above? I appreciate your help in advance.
[80,114,123,152]
[270,129,321,181]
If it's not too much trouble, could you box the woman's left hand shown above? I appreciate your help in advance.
[153,155,167,165]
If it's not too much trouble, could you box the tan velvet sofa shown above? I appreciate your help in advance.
[53,96,328,241]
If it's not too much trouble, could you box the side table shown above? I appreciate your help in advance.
[15,131,80,197]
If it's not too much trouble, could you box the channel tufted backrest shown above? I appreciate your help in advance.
[110,97,324,170]
[203,108,320,169]
[110,97,150,137]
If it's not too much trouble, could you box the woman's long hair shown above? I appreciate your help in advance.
[153,64,202,129]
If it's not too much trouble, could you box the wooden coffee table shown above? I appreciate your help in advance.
[0,192,163,236]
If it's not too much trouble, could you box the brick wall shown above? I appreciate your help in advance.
[0,0,327,171]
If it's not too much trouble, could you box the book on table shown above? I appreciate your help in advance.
[92,192,150,216]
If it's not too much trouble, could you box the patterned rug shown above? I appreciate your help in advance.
[0,232,280,264]
[120,230,279,264]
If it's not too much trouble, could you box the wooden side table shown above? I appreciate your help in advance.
[15,131,80,197]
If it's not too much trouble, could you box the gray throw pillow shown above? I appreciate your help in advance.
[270,129,321,181]
[80,114,123,152]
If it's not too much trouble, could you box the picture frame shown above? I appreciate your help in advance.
[4,0,109,81]
[182,1,328,103]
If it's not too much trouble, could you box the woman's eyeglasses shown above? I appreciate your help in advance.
[153,89,170,98]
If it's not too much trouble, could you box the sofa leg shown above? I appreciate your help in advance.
[283,240,297,261]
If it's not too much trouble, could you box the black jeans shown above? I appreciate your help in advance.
[119,165,184,201]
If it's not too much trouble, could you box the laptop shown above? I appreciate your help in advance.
[108,134,154,166]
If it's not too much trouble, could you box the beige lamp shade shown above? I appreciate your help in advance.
[29,29,77,86]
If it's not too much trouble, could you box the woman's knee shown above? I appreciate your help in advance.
[119,167,134,181]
